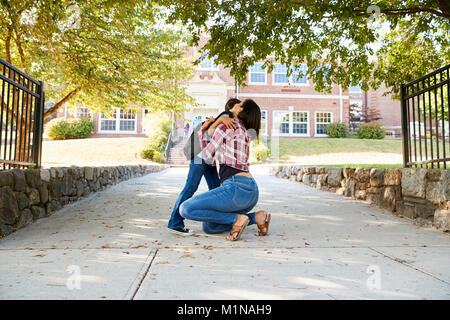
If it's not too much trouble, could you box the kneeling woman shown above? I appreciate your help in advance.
[179,99,270,241]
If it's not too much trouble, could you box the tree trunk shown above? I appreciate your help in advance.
[43,87,81,121]
[14,35,28,74]
[5,29,12,64]
[438,0,450,19]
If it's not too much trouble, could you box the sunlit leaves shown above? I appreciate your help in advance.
[0,0,196,116]
[158,0,449,95]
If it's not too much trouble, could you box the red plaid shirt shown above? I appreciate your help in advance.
[198,119,250,171]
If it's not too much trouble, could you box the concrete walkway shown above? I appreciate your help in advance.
[0,167,449,300]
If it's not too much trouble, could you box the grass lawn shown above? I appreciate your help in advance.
[265,137,403,166]
[41,137,157,168]
[269,138,402,158]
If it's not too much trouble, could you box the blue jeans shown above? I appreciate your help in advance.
[167,157,220,229]
[179,175,259,234]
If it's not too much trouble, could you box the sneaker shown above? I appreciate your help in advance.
[167,227,195,236]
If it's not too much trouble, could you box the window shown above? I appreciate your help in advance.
[273,63,308,85]
[273,64,289,84]
[100,110,117,132]
[273,110,309,136]
[249,63,266,84]
[316,112,332,135]
[261,110,267,136]
[274,111,290,134]
[292,64,308,84]
[75,107,90,118]
[197,56,218,70]
[99,108,136,133]
[119,109,136,132]
[292,112,308,134]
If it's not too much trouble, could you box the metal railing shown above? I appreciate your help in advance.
[164,132,173,163]
[0,58,45,169]
[401,64,450,169]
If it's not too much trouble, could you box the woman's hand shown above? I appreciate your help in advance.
[207,116,237,135]
[219,116,237,130]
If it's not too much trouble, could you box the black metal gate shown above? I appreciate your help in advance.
[0,58,44,169]
[401,64,450,169]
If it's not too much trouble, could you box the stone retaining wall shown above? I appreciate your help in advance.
[272,166,450,232]
[0,164,167,238]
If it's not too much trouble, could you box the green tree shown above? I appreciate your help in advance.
[160,0,449,96]
[421,86,449,121]
[0,0,196,121]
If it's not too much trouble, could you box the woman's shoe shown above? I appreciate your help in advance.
[226,215,249,241]
[256,211,271,236]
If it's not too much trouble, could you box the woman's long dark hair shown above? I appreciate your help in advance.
[238,99,261,139]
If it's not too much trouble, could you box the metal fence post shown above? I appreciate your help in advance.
[32,81,44,168]
[400,83,409,167]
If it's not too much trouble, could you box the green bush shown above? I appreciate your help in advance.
[46,117,94,140]
[140,146,157,160]
[46,118,71,140]
[152,151,166,163]
[140,118,171,162]
[325,122,348,138]
[357,123,386,139]
[69,118,95,139]
[250,140,271,163]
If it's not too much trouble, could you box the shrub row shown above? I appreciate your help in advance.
[326,122,386,139]
[46,118,94,140]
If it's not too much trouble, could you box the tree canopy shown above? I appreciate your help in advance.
[0,0,196,119]
[160,0,449,97]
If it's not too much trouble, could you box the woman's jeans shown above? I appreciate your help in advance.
[179,175,259,234]
[167,157,220,229]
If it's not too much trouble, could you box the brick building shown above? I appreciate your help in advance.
[54,104,149,138]
[364,82,402,136]
[179,38,401,139]
[55,38,401,139]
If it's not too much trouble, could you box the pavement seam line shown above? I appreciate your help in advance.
[129,248,158,300]
[368,247,450,286]
[2,245,450,251]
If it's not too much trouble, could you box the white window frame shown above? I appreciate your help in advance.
[261,110,268,136]
[315,111,333,137]
[272,110,310,137]
[98,107,137,134]
[249,63,267,85]
[272,63,309,86]
[291,111,309,135]
[272,64,290,85]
